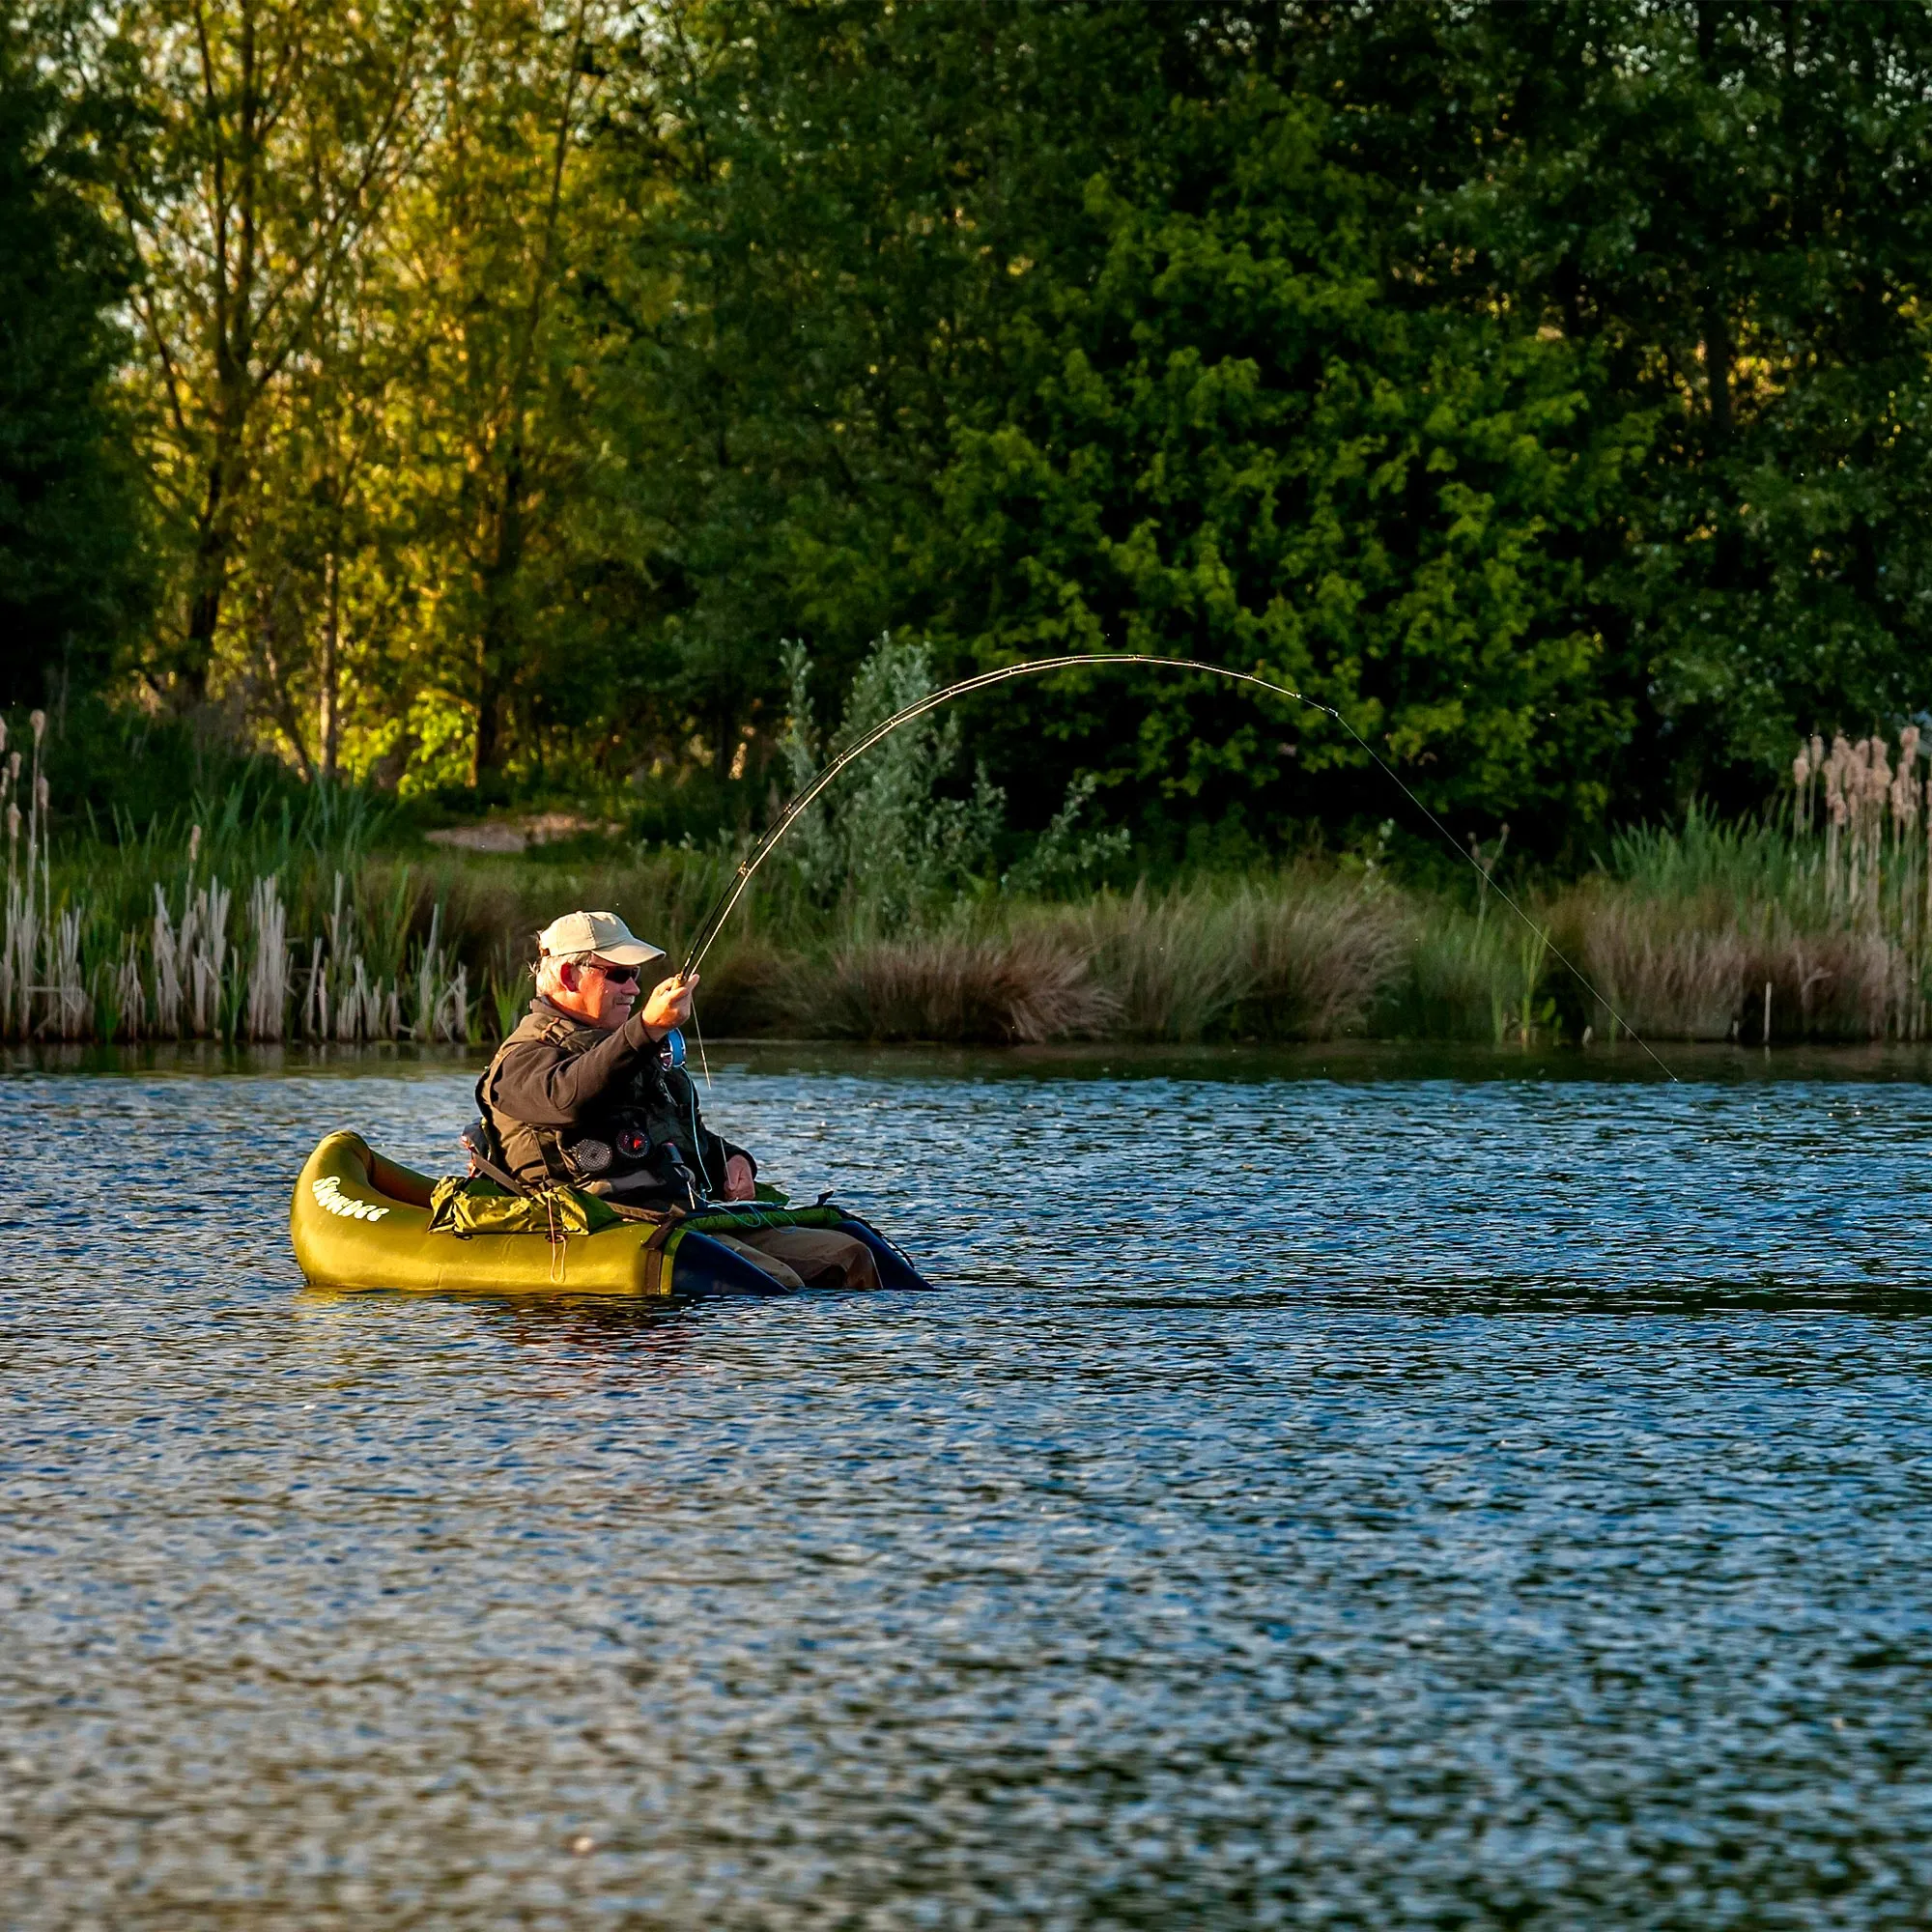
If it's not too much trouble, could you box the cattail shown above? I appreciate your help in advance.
[188,824,202,867]
[338,956,368,1041]
[304,934,327,1039]
[35,775,47,813]
[186,877,231,1037]
[1892,722,1919,828]
[1823,743,1848,819]
[114,939,144,1042]
[29,709,44,747]
[152,884,184,1037]
[47,906,88,1040]
[245,875,289,1041]
[0,717,8,753]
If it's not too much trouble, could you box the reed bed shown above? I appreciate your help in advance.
[1550,733,1932,1043]
[1,717,470,1044]
[794,930,1115,1043]
[1050,875,1410,1041]
[14,715,1932,1047]
[742,872,1410,1044]
[1561,887,1898,1043]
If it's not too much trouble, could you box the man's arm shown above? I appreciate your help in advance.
[668,1071,756,1197]
[698,1118,756,1194]
[485,1012,659,1125]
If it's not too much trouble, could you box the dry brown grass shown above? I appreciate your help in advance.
[1241,877,1412,1038]
[1751,926,1899,1040]
[1563,884,1900,1040]
[1565,889,1753,1039]
[1057,884,1252,1040]
[1046,872,1407,1041]
[689,940,792,1035]
[790,928,1115,1042]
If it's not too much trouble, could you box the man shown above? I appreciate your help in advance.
[476,909,878,1291]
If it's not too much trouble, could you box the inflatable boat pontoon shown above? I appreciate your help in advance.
[291,1131,929,1297]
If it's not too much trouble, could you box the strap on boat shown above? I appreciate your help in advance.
[462,1120,528,1197]
[640,1215,683,1298]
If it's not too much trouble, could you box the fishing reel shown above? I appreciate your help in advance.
[658,1027,686,1071]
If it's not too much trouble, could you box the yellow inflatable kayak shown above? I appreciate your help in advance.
[290,1130,929,1297]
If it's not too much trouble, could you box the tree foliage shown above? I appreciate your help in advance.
[0,6,150,706]
[14,0,1932,854]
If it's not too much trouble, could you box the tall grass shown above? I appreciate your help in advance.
[730,871,1410,1044]
[12,686,1932,1048]
[1,724,471,1045]
[1553,737,1932,1043]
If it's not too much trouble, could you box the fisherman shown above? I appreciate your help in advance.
[475,909,878,1290]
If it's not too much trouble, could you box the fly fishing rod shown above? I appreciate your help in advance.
[677,652,1677,1082]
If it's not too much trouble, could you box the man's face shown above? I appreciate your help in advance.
[554,956,640,1031]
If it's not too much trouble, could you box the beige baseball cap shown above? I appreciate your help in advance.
[535,909,666,968]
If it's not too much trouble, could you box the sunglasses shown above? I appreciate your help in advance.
[587,959,641,985]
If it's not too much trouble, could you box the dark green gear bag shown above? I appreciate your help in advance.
[427,1176,847,1241]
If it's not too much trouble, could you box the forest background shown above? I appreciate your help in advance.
[8,0,1932,1047]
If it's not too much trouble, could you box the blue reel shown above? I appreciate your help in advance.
[658,1027,686,1070]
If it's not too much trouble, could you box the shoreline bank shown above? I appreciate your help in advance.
[13,1036,1932,1085]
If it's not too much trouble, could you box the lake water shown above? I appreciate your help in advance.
[6,1043,1932,1928]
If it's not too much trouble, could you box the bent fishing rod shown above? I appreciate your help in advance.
[676,652,1677,1082]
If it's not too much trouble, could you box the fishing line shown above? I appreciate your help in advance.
[692,1004,713,1092]
[678,652,1677,1082]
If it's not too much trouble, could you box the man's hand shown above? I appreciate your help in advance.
[724,1153,756,1201]
[639,971,698,1037]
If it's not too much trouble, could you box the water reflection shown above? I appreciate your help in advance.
[293,1290,713,1400]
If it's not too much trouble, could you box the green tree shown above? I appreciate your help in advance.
[607,2,1652,848]
[926,55,1651,846]
[594,0,1015,778]
[1319,0,1932,811]
[29,0,1932,845]
[366,0,628,794]
[106,0,429,708]
[0,7,150,707]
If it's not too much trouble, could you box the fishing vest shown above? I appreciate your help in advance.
[477,1005,717,1200]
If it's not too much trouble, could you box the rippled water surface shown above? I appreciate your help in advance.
[7,1045,1932,1928]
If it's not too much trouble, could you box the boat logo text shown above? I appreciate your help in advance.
[312,1176,391,1222]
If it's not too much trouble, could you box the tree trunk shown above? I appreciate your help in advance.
[319,549,340,781]
[258,603,315,781]
[467,4,588,789]
[471,450,526,786]
[182,454,230,701]
[471,651,501,787]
